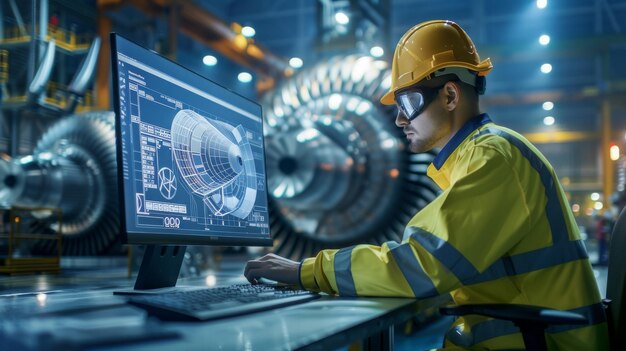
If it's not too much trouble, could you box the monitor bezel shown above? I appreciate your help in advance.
[110,33,273,247]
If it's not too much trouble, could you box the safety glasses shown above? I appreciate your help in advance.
[395,85,445,121]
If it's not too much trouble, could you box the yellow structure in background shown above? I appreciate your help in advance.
[0,25,90,52]
[46,26,91,51]
[0,207,62,274]
[0,27,31,44]
[523,131,599,144]
[0,50,8,84]
[44,81,94,112]
[0,25,95,111]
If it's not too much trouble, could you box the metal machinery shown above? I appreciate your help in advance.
[262,55,438,258]
[0,111,119,255]
[0,55,439,259]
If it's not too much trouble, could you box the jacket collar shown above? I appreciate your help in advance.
[427,113,492,190]
[432,113,492,170]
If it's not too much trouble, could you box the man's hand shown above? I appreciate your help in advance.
[244,253,301,286]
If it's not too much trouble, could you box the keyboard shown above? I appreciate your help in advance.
[127,284,319,321]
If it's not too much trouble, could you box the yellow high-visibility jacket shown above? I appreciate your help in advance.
[299,114,608,350]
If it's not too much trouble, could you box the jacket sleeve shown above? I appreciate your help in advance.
[299,145,531,297]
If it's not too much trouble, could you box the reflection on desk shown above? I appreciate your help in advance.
[0,287,445,351]
[0,258,449,350]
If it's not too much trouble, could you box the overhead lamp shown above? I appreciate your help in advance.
[610,144,620,161]
[543,116,555,126]
[539,34,550,45]
[202,55,217,66]
[536,0,547,9]
[289,57,303,68]
[542,101,554,111]
[242,26,256,38]
[335,12,350,25]
[540,63,552,74]
[238,72,253,83]
[369,46,384,58]
[590,192,600,201]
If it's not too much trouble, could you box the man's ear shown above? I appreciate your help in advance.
[443,81,460,111]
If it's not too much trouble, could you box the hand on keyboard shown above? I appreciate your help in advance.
[244,253,301,286]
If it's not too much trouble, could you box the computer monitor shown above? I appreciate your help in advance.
[110,33,271,292]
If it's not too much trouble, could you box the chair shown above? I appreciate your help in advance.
[440,206,626,350]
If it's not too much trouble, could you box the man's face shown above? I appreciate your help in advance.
[394,82,453,153]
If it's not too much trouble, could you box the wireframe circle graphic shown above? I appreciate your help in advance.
[158,167,177,200]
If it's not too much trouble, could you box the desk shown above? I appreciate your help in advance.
[0,262,447,350]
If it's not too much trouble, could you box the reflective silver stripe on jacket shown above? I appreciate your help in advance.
[407,226,588,285]
[387,241,439,298]
[334,246,357,296]
[472,127,570,243]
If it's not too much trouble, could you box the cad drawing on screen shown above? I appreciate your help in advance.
[171,109,257,219]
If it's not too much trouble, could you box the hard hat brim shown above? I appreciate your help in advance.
[380,91,395,105]
[380,59,492,106]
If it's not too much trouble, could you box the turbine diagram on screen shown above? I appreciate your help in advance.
[158,167,177,200]
[171,109,257,219]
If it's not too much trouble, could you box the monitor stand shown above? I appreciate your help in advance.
[114,244,187,295]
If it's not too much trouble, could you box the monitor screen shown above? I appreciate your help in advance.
[111,34,271,247]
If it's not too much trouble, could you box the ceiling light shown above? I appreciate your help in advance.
[202,55,217,66]
[610,144,620,161]
[540,63,552,74]
[369,46,384,58]
[542,101,554,111]
[590,192,600,201]
[594,201,604,210]
[335,12,349,25]
[539,34,550,45]
[543,116,555,126]
[241,26,256,38]
[536,0,547,9]
[289,57,303,68]
[238,72,252,83]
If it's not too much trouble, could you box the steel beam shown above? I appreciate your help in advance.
[482,79,626,106]
[602,99,614,207]
[95,3,112,109]
[99,0,288,78]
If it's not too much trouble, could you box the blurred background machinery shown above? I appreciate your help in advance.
[263,55,438,258]
[2,0,626,265]
[0,55,438,259]
[0,111,120,255]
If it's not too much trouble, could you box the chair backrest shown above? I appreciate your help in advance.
[607,206,626,349]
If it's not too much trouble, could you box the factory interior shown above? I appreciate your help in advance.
[1,0,626,350]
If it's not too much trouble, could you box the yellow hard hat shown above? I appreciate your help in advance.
[380,20,493,105]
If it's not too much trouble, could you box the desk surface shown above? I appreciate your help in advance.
[0,258,446,350]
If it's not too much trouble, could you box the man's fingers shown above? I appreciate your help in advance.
[244,268,264,284]
[258,253,280,261]
[244,260,264,278]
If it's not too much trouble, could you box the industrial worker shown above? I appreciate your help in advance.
[245,20,608,350]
